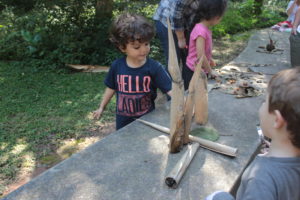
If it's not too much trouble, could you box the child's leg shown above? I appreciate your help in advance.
[182,65,194,90]
[289,32,300,67]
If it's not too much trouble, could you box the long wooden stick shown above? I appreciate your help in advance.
[136,119,238,157]
[165,142,200,188]
[167,18,185,153]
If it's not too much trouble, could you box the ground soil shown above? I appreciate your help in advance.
[2,35,249,197]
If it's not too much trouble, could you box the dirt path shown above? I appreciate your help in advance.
[2,34,249,197]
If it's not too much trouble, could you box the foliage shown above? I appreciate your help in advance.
[0,0,287,69]
[0,2,113,67]
[212,0,286,37]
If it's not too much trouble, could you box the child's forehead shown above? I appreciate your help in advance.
[128,40,149,45]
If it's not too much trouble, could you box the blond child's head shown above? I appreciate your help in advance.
[260,68,300,148]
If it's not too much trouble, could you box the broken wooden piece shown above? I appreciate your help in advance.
[266,31,276,52]
[165,142,200,188]
[136,119,238,157]
[183,57,204,144]
[167,18,185,153]
[194,70,208,125]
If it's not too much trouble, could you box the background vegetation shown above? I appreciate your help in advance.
[0,0,287,196]
[0,0,287,66]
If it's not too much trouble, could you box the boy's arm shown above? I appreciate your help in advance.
[287,1,297,16]
[237,178,277,200]
[292,7,300,35]
[93,87,115,120]
[172,0,189,49]
[205,191,235,200]
[167,90,172,97]
[175,30,186,49]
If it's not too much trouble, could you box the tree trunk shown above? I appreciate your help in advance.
[253,0,263,15]
[95,0,113,20]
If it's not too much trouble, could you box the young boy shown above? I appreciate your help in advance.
[93,13,172,130]
[206,67,300,200]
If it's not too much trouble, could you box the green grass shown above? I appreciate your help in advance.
[0,61,115,194]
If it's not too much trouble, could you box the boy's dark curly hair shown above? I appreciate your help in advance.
[109,13,155,50]
[192,0,227,27]
[268,67,300,148]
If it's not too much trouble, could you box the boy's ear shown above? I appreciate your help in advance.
[273,110,286,129]
[119,46,126,53]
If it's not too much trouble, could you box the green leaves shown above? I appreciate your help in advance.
[20,30,42,54]
[190,127,219,142]
[212,0,286,38]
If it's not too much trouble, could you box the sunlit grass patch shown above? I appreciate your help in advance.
[0,61,115,195]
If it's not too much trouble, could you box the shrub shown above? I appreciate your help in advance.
[0,0,287,69]
[213,0,286,37]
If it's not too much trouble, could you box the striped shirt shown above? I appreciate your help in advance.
[153,0,199,31]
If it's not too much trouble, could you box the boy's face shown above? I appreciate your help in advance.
[120,40,150,63]
[259,93,274,139]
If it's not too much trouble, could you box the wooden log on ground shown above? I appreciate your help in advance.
[66,64,109,73]
[136,119,238,157]
[165,142,200,188]
[167,18,185,153]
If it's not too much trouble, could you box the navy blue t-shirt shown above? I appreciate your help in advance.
[105,57,171,129]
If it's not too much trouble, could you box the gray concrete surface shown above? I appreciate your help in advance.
[2,29,291,200]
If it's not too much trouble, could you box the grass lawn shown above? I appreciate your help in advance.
[0,62,115,195]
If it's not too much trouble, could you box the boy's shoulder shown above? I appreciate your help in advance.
[245,155,300,179]
[146,58,165,69]
[111,57,126,67]
[147,57,160,64]
[111,57,163,68]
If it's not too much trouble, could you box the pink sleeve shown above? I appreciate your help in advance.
[190,24,209,41]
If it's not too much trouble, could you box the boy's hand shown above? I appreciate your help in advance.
[93,107,104,120]
[178,38,187,49]
[210,60,216,67]
[292,26,298,35]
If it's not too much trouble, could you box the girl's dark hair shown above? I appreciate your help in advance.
[192,0,227,26]
[109,13,155,50]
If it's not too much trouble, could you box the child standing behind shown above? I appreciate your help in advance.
[206,67,300,200]
[290,7,300,67]
[93,13,172,130]
[184,0,227,90]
